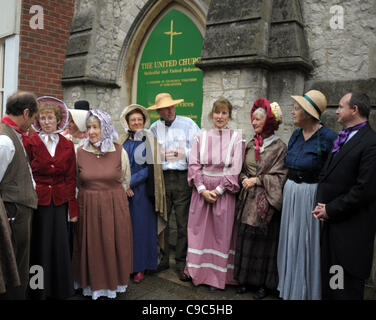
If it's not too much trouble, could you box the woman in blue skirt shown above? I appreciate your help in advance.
[119,104,167,283]
[277,90,337,300]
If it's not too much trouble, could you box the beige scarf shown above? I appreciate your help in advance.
[118,130,168,250]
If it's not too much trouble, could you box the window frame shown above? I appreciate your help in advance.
[0,38,4,116]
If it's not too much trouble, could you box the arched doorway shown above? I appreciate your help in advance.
[128,3,205,127]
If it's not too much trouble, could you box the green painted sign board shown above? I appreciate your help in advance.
[137,9,203,127]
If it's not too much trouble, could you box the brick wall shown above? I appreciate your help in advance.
[18,0,74,99]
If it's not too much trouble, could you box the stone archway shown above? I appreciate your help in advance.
[118,1,207,120]
[62,0,208,132]
[129,4,206,126]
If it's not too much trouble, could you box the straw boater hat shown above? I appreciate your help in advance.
[33,96,69,133]
[68,109,89,132]
[147,93,184,110]
[120,104,151,130]
[291,90,327,120]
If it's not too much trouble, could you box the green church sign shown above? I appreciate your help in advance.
[137,9,203,127]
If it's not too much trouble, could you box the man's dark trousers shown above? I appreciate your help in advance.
[159,170,192,271]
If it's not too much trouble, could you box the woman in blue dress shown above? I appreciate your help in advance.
[119,104,167,283]
[277,90,337,300]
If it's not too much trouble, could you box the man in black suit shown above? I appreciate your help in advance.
[312,92,376,300]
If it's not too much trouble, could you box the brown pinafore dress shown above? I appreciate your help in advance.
[73,143,133,293]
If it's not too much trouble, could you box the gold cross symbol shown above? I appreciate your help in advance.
[164,20,182,55]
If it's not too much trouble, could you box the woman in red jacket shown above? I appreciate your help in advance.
[26,96,77,300]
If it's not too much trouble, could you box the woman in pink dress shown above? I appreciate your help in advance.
[185,98,244,291]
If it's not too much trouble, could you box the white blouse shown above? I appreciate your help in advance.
[39,133,59,157]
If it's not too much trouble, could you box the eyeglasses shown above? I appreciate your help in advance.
[39,115,57,122]
[129,118,144,123]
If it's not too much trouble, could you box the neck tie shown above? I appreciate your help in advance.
[161,116,176,127]
[47,136,54,155]
[331,121,367,153]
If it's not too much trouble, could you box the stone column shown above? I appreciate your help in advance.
[200,68,268,138]
[196,0,312,143]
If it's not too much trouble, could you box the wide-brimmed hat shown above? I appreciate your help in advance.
[69,109,88,132]
[33,96,69,133]
[120,104,150,130]
[291,90,327,120]
[147,93,184,110]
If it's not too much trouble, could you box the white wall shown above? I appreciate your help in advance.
[2,35,20,114]
[0,0,21,115]
[0,0,20,38]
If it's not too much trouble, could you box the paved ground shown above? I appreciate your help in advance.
[68,252,376,301]
[69,254,279,301]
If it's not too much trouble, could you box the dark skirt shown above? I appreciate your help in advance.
[129,182,158,273]
[29,201,74,300]
[234,213,281,290]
